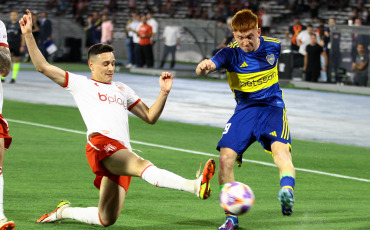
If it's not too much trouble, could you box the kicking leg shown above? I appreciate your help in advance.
[101,149,215,198]
[272,141,295,216]
[218,147,239,230]
[37,177,126,227]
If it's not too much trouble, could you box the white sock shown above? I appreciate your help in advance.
[0,169,6,220]
[141,164,197,194]
[61,207,102,226]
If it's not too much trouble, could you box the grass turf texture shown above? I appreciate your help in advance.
[3,99,370,229]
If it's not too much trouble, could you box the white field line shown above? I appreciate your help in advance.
[7,118,370,183]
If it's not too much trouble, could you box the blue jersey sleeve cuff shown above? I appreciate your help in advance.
[210,58,219,70]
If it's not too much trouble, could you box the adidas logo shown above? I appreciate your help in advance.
[240,62,248,67]
[269,131,277,137]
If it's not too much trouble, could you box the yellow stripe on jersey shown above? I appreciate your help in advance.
[262,36,280,43]
[226,65,279,93]
[228,41,239,48]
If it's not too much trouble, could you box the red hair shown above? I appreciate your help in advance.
[231,9,258,32]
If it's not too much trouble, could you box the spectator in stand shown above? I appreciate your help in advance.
[308,0,320,22]
[58,0,70,15]
[326,17,341,83]
[126,11,141,68]
[351,18,369,62]
[352,43,369,86]
[84,15,94,49]
[40,11,52,61]
[159,17,181,69]
[297,24,317,67]
[137,15,153,68]
[91,11,102,45]
[285,16,306,52]
[146,11,158,45]
[212,17,233,56]
[260,8,272,36]
[128,0,136,10]
[303,34,328,82]
[101,14,114,45]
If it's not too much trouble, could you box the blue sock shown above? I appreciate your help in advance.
[280,172,295,192]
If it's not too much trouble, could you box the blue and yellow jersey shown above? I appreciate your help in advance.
[211,36,285,110]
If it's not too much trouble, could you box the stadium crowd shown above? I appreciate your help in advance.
[2,0,369,85]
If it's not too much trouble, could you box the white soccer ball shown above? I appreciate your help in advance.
[220,182,255,215]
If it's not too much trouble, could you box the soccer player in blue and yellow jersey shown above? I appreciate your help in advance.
[196,9,296,230]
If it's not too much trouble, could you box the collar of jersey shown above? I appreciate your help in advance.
[91,79,112,85]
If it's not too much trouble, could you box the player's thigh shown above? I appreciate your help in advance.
[98,176,126,225]
[101,148,150,177]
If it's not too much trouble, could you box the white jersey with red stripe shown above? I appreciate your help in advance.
[63,72,141,150]
[0,20,9,114]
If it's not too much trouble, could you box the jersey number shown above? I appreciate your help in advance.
[223,123,231,134]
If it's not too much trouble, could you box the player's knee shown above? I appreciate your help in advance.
[273,149,293,165]
[219,153,234,170]
[99,215,117,227]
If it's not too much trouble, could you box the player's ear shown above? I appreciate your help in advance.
[88,60,94,71]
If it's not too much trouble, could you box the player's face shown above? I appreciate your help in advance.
[90,52,115,83]
[233,28,261,53]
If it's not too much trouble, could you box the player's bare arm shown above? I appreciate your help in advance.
[0,46,11,77]
[131,72,173,124]
[196,59,216,76]
[20,9,66,86]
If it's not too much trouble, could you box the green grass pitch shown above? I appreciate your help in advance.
[2,99,370,229]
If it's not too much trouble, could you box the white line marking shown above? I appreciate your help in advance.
[7,118,370,183]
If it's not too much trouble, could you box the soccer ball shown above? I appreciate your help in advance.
[220,182,255,215]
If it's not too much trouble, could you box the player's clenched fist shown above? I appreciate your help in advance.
[198,59,216,70]
[19,9,33,35]
[159,72,173,94]
[196,59,216,76]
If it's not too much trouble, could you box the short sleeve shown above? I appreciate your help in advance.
[124,84,140,111]
[64,72,89,92]
[0,21,8,47]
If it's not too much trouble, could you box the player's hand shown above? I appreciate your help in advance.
[19,9,33,35]
[159,72,173,94]
[19,46,24,53]
[198,59,216,71]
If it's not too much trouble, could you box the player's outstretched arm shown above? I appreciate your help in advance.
[131,72,173,124]
[0,46,11,77]
[20,9,66,86]
[196,59,216,77]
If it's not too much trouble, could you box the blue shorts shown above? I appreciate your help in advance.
[217,105,291,165]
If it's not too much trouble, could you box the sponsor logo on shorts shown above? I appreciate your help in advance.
[98,92,127,109]
[104,144,117,153]
[239,72,276,88]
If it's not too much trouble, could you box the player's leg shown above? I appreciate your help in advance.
[101,148,215,199]
[37,177,125,226]
[61,176,125,226]
[272,141,296,216]
[0,138,15,229]
[218,147,239,230]
[10,56,20,83]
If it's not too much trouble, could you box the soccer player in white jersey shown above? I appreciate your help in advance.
[0,20,15,230]
[20,10,215,227]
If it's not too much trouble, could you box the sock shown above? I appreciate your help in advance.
[141,164,196,194]
[0,168,5,219]
[12,63,19,80]
[219,185,238,219]
[62,207,102,226]
[280,172,295,192]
